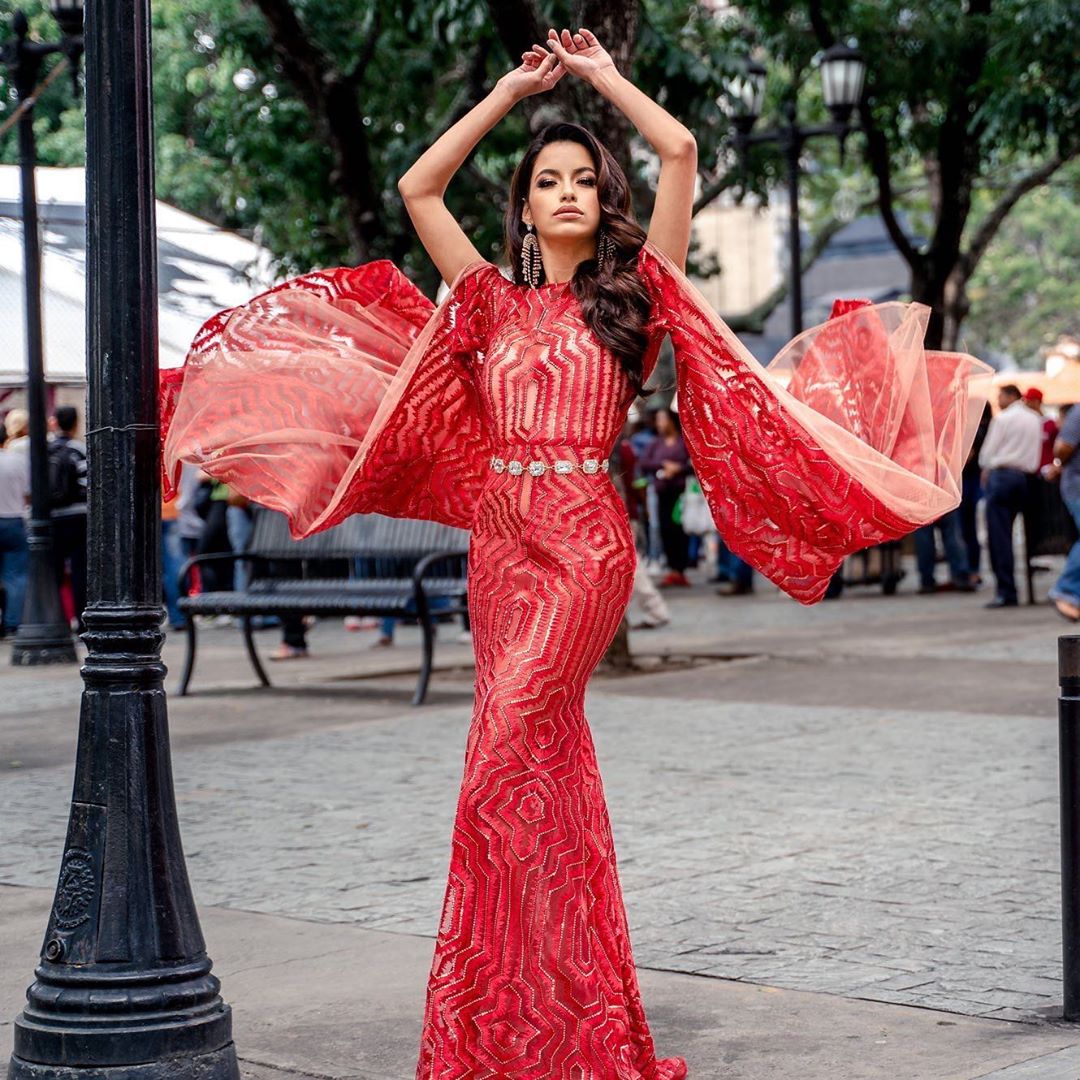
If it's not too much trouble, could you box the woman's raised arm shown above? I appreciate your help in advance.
[397,48,565,287]
[544,28,697,272]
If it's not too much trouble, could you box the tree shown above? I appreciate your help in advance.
[965,162,1080,364]
[0,1,85,164]
[729,0,1080,349]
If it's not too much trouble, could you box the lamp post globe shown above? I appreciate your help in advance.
[724,40,867,338]
[724,57,767,137]
[820,42,866,127]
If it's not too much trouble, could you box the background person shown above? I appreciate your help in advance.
[1046,403,1080,621]
[1024,386,1058,468]
[638,406,691,587]
[960,403,992,585]
[0,414,30,636]
[48,406,88,634]
[914,510,974,594]
[978,384,1043,608]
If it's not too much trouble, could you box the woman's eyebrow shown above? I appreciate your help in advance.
[535,167,596,178]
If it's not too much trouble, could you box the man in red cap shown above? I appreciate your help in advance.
[1023,387,1059,470]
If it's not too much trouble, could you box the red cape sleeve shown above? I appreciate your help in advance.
[636,240,992,604]
[159,258,506,537]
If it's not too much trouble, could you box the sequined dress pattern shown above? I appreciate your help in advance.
[160,240,989,1080]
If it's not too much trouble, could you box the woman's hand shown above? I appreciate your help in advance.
[543,27,618,84]
[496,45,566,102]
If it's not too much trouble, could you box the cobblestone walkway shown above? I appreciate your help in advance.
[0,688,1061,1022]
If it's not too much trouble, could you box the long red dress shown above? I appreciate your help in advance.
[160,240,989,1079]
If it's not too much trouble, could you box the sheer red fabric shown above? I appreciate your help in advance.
[634,241,990,602]
[162,240,989,605]
[158,241,988,1079]
[161,257,495,533]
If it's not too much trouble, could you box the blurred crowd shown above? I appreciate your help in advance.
[612,385,1080,624]
[1,388,1078,648]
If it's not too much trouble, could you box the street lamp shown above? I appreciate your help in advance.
[725,44,867,336]
[6,0,239,1074]
[820,42,867,129]
[1,2,85,665]
[725,57,766,138]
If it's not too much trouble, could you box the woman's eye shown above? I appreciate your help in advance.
[537,177,595,188]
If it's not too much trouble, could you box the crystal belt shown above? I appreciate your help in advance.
[490,454,609,477]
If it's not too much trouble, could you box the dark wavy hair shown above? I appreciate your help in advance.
[504,121,662,403]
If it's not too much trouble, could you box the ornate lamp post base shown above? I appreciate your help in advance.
[7,613,239,1080]
[9,1041,237,1080]
[10,635,78,666]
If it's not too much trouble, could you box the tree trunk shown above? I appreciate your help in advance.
[252,0,383,264]
[941,269,972,352]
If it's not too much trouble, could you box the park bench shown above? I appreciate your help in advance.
[175,507,470,704]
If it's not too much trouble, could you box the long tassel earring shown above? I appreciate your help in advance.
[521,224,542,287]
[597,226,617,271]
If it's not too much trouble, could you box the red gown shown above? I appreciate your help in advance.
[160,240,989,1079]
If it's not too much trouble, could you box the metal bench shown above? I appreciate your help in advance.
[175,507,470,704]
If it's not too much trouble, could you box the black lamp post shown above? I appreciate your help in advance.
[1,2,84,665]
[6,0,238,1075]
[726,43,867,337]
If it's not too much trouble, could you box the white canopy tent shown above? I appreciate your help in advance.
[0,164,279,386]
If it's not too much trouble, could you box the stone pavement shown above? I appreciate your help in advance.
[2,558,1080,1076]
[4,882,1080,1080]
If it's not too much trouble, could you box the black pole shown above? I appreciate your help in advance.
[5,12,77,667]
[782,100,803,339]
[1060,636,1080,1020]
[6,0,239,1075]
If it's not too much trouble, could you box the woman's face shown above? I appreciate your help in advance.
[521,140,601,245]
[655,409,674,436]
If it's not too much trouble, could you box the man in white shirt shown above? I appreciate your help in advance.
[978,384,1043,607]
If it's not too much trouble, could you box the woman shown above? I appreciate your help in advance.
[161,27,988,1079]
[638,407,692,587]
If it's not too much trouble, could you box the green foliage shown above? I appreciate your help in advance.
[151,0,340,274]
[965,163,1080,365]
[1,0,745,286]
[726,0,1078,230]
[4,0,1074,357]
[0,1,85,160]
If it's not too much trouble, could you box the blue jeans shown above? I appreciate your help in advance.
[914,508,970,588]
[715,537,753,589]
[645,484,663,561]
[226,505,254,591]
[0,516,28,632]
[380,593,455,639]
[1051,495,1080,605]
[162,519,185,627]
[985,468,1029,604]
